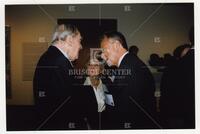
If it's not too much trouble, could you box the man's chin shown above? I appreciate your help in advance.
[71,57,78,61]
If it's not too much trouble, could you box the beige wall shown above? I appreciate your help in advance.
[5,4,193,105]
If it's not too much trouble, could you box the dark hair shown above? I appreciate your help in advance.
[173,44,191,59]
[101,31,128,50]
[129,45,139,55]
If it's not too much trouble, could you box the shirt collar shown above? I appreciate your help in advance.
[84,77,102,86]
[117,51,129,67]
[84,77,92,85]
[84,77,109,92]
[53,45,69,59]
[52,45,74,67]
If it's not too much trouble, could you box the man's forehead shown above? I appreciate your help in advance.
[103,36,110,41]
[101,37,110,45]
[88,64,100,66]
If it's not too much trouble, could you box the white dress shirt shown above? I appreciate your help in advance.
[84,77,107,112]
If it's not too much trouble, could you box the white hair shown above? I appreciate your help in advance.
[51,24,79,43]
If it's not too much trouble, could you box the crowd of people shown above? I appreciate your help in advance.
[148,27,194,128]
[159,27,195,128]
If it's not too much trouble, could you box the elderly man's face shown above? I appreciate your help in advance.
[68,32,82,61]
[100,37,118,66]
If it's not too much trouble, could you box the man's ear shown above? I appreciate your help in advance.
[65,35,73,46]
[114,40,121,50]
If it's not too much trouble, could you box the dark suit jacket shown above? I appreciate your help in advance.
[33,46,82,129]
[160,49,195,128]
[107,52,157,128]
[33,46,112,130]
[176,49,195,128]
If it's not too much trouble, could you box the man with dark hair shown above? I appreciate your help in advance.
[176,26,195,128]
[103,31,128,50]
[173,44,191,60]
[160,27,195,128]
[100,31,157,129]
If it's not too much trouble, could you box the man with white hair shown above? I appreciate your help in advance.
[33,24,82,129]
